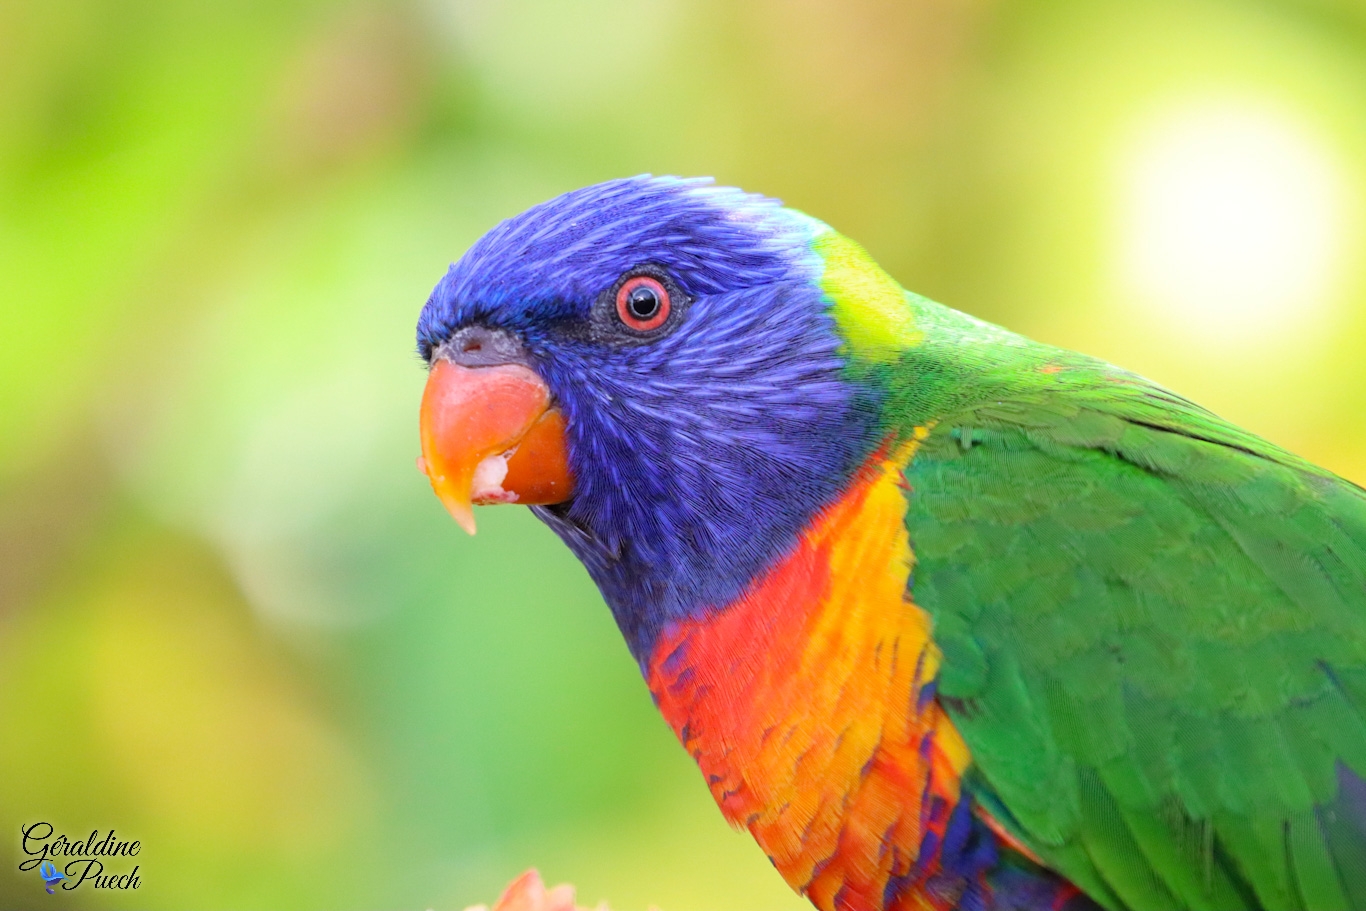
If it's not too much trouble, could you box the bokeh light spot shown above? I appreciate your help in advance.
[1115,100,1348,343]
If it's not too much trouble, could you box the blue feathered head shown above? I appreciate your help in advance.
[416,176,882,660]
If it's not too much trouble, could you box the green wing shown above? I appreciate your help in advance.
[904,368,1366,911]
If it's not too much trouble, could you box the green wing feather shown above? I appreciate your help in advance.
[891,297,1366,911]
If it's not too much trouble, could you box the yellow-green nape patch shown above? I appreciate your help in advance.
[812,230,922,361]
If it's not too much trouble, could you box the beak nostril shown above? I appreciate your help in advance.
[445,326,527,368]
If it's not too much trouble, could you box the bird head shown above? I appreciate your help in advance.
[416,176,914,659]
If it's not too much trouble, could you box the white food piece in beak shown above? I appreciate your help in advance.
[471,449,517,504]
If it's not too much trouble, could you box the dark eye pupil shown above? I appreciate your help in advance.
[627,286,661,320]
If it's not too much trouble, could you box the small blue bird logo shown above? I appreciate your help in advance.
[39,861,65,894]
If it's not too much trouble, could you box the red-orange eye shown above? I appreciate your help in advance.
[615,275,671,332]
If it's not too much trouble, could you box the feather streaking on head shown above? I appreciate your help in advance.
[416,176,901,659]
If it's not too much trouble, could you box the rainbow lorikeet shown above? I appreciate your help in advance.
[415,177,1366,911]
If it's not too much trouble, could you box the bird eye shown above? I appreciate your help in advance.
[615,275,671,332]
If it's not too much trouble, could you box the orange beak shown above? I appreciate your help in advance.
[418,358,574,534]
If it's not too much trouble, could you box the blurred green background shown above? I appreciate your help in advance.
[3,1,1366,908]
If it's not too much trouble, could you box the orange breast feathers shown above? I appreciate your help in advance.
[646,440,975,911]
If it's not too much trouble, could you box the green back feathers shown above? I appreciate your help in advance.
[890,295,1366,909]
